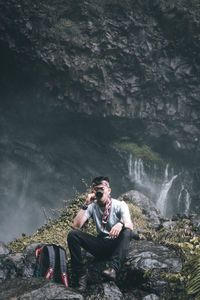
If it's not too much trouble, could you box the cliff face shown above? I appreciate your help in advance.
[0,0,200,241]
[0,0,200,154]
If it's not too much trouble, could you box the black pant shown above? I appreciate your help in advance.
[67,228,132,275]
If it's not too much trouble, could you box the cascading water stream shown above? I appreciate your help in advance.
[156,174,178,216]
[128,157,191,217]
[156,164,178,216]
[177,184,191,215]
[128,155,145,185]
[177,184,185,209]
[185,190,191,215]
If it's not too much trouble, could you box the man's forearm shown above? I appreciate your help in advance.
[73,209,87,229]
[124,221,133,231]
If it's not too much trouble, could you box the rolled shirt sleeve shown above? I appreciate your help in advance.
[120,201,132,223]
[85,202,94,219]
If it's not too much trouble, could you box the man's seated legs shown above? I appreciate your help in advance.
[103,228,132,280]
[67,229,114,290]
[67,228,132,288]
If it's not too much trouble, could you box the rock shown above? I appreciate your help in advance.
[121,190,162,224]
[0,0,200,238]
[142,294,159,300]
[103,282,124,300]
[132,229,140,240]
[0,252,23,282]
[0,242,10,255]
[22,243,42,277]
[128,240,182,274]
[190,215,200,235]
[0,277,83,300]
[0,237,183,299]
[0,0,200,161]
[123,240,182,297]
[85,282,124,300]
[84,239,182,298]
[162,221,177,230]
[0,243,42,283]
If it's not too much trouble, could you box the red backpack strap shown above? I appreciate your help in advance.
[44,245,55,279]
[59,247,69,287]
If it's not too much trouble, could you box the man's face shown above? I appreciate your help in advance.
[93,184,111,206]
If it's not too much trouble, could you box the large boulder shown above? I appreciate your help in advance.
[0,243,41,283]
[0,277,83,300]
[86,282,124,300]
[124,240,182,297]
[0,239,182,299]
[84,239,182,299]
[121,190,162,226]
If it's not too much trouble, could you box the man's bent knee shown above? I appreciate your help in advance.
[67,229,80,242]
[120,228,132,239]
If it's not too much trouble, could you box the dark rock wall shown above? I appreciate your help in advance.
[0,0,200,240]
[0,0,200,153]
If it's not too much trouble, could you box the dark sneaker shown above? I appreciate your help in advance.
[103,267,116,281]
[76,274,87,292]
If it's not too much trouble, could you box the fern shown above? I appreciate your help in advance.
[186,255,200,300]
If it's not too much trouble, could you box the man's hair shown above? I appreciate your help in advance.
[92,176,110,186]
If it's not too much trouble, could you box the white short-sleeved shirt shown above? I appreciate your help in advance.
[85,198,131,238]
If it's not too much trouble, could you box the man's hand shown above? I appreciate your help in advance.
[73,193,95,229]
[109,222,123,239]
[84,192,96,206]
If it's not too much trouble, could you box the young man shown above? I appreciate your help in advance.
[67,176,133,292]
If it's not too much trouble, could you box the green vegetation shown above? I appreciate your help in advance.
[114,142,164,165]
[152,218,200,300]
[7,193,96,259]
[7,193,200,299]
[121,199,149,231]
[7,194,148,258]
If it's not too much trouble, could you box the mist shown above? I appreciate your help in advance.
[0,97,132,242]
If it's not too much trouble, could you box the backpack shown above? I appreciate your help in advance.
[34,244,69,287]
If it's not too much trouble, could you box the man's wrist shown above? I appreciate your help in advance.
[118,221,124,229]
[81,204,88,210]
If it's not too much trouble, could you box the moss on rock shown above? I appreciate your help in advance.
[152,217,200,300]
[7,193,96,258]
[114,142,164,165]
[7,194,148,258]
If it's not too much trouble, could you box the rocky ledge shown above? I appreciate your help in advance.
[0,190,200,299]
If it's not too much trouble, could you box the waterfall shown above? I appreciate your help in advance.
[128,155,145,185]
[156,165,178,216]
[127,156,190,217]
[177,184,191,215]
[185,190,191,215]
[164,163,169,181]
[177,184,184,209]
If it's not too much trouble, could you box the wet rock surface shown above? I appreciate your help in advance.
[190,214,200,235]
[0,0,200,241]
[0,243,41,283]
[121,190,162,225]
[0,238,182,299]
[128,240,182,274]
[0,278,83,300]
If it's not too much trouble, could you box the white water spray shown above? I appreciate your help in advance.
[128,155,146,185]
[127,157,189,217]
[177,184,191,215]
[156,164,178,216]
[156,174,178,216]
[185,190,191,215]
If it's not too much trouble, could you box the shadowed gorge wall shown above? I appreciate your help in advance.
[0,0,200,242]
